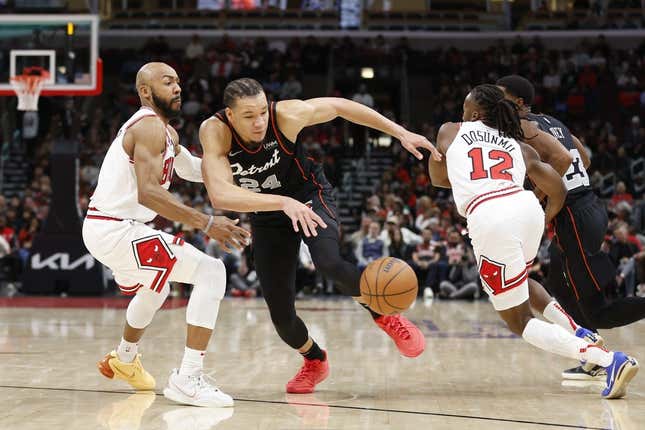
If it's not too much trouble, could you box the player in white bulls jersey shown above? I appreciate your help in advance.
[83,62,251,407]
[428,84,638,399]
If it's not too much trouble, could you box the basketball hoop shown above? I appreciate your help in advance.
[10,66,50,111]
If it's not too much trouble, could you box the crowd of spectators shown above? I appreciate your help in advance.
[0,33,643,302]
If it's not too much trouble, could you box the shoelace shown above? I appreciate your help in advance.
[190,373,221,393]
[292,361,319,383]
[387,316,411,340]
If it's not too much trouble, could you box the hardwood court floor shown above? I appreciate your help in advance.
[1,296,644,430]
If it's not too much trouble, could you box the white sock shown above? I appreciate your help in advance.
[522,318,614,367]
[542,301,580,335]
[179,346,205,377]
[116,337,138,363]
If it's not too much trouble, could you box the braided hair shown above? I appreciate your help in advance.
[471,84,525,141]
[223,78,264,108]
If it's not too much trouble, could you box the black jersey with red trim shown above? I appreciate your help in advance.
[214,101,332,206]
[526,113,591,198]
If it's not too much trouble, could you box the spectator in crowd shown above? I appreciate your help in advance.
[611,181,634,208]
[350,83,375,156]
[610,225,641,291]
[228,248,259,298]
[348,215,372,252]
[185,34,205,60]
[380,215,421,248]
[410,227,437,293]
[439,250,481,300]
[279,74,303,100]
[352,83,375,109]
[445,230,466,268]
[356,221,388,271]
[388,227,413,262]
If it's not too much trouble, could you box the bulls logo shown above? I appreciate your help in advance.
[479,256,505,295]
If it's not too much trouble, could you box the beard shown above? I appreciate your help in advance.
[152,92,181,119]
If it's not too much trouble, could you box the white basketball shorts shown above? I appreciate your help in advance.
[466,190,544,311]
[82,213,202,296]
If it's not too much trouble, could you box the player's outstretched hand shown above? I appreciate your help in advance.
[399,130,442,161]
[205,216,251,253]
[282,198,328,238]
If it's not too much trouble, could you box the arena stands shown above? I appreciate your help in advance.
[0,4,643,298]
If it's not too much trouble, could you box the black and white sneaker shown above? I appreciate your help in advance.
[562,364,607,381]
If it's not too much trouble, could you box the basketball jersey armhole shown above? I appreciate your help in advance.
[270,101,295,156]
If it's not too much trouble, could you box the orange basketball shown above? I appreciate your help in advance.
[360,257,418,315]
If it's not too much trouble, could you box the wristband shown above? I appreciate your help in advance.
[202,215,214,233]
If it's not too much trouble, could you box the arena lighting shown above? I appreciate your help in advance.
[361,67,374,79]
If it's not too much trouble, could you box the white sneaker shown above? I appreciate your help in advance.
[163,369,234,408]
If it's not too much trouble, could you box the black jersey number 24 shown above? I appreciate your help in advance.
[239,174,282,193]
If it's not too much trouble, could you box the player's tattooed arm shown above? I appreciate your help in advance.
[427,122,456,189]
[276,98,441,161]
[571,135,591,169]
[520,143,566,223]
[168,126,203,182]
[520,120,573,176]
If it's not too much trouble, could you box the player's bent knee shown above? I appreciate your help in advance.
[192,255,226,300]
[186,255,226,329]
[126,283,171,329]
[312,254,341,277]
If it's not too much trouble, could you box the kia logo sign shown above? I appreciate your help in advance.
[31,253,96,270]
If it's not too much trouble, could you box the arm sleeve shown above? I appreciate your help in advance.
[174,147,203,182]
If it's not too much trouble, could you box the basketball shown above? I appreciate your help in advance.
[360,257,418,315]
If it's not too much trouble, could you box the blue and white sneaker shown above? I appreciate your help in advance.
[602,352,639,399]
[562,364,606,381]
[561,327,606,379]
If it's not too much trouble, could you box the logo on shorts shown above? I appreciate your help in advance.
[131,235,177,293]
[478,256,506,295]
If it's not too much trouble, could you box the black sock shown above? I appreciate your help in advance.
[360,302,382,319]
[301,341,325,361]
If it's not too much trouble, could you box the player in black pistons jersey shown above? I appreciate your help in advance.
[498,75,645,380]
[199,78,441,394]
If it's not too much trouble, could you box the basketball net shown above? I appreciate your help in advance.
[10,67,50,112]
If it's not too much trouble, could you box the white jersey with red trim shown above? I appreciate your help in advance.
[446,121,527,217]
[88,107,175,223]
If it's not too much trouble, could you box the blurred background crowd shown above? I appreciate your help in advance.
[0,2,643,301]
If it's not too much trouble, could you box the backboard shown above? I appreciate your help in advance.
[0,14,101,96]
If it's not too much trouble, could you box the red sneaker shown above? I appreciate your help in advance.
[286,351,330,394]
[374,314,425,358]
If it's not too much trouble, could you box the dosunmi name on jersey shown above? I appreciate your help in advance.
[230,148,281,177]
[461,130,516,153]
